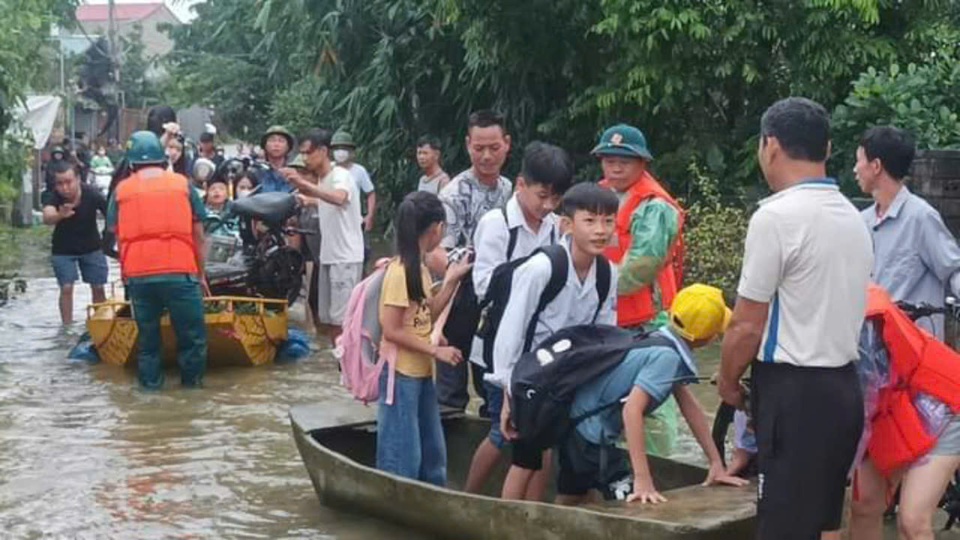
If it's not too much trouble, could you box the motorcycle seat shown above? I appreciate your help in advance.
[230,192,298,225]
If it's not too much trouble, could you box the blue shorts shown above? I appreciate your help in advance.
[51,251,109,287]
[485,381,507,450]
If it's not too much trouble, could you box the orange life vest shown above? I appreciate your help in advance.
[116,168,199,279]
[600,172,685,328]
[865,285,960,476]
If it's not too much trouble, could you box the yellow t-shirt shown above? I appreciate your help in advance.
[379,260,435,378]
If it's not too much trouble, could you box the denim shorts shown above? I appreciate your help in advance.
[931,415,960,456]
[51,250,109,287]
[485,381,507,450]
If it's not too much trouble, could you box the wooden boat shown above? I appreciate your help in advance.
[290,402,756,540]
[86,295,289,367]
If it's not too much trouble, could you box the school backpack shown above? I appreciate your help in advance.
[509,325,673,452]
[476,241,607,369]
[335,267,398,405]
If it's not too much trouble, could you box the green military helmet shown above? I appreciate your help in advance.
[590,123,653,161]
[261,125,295,152]
[331,130,356,149]
[125,131,166,164]
[50,146,66,159]
[289,154,307,169]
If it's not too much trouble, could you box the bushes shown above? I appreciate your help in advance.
[681,163,750,301]
[831,61,960,189]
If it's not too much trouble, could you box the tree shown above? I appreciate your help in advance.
[0,0,77,197]
[164,0,278,138]
[165,0,960,220]
[119,23,162,109]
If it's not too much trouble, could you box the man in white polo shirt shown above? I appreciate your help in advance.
[718,97,873,540]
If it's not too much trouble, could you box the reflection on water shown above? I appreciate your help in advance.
[0,269,425,539]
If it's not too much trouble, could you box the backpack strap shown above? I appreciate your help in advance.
[502,206,520,260]
[592,256,612,323]
[522,245,568,353]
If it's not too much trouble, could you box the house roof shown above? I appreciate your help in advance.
[76,3,177,23]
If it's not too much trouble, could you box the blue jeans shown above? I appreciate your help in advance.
[376,371,447,486]
[128,277,207,389]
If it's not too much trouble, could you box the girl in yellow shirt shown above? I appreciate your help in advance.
[377,191,471,485]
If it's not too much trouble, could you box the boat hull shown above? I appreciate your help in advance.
[86,296,288,367]
[290,402,756,540]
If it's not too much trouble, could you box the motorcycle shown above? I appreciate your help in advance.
[197,160,309,305]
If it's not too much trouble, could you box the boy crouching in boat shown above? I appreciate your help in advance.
[556,285,748,505]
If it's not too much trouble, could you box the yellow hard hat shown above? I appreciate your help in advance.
[669,284,732,342]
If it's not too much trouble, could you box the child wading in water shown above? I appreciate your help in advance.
[377,191,472,485]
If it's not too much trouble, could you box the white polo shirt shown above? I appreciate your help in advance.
[737,179,872,368]
[469,196,559,368]
[485,237,618,391]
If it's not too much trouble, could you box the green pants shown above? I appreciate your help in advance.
[128,277,207,389]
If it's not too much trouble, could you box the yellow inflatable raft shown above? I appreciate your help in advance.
[86,296,289,367]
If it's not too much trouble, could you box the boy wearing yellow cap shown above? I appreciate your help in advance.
[556,284,747,506]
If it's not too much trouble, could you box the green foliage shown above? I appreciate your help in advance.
[163,0,276,139]
[0,0,76,198]
[832,61,960,188]
[119,23,162,109]
[682,163,749,301]
[165,0,960,226]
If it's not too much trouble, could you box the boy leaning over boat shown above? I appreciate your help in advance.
[551,285,747,505]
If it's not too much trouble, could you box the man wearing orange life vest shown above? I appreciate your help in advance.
[106,131,209,389]
[592,124,684,330]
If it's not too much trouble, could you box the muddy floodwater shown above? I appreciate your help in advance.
[0,230,953,539]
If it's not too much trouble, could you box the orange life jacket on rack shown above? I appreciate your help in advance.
[865,285,960,476]
[115,168,199,280]
[600,172,685,328]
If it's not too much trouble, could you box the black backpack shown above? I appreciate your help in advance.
[509,325,674,452]
[476,238,609,370]
[442,208,524,353]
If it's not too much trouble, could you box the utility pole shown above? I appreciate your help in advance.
[108,0,121,141]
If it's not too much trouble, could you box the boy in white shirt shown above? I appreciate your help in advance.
[487,182,620,500]
[464,142,573,494]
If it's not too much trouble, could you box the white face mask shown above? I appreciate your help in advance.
[332,149,350,164]
[237,189,252,198]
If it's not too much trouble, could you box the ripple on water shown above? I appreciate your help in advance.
[0,273,428,539]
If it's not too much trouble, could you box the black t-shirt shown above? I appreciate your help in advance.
[41,183,107,256]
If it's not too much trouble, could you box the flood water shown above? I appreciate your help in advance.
[0,241,427,539]
[0,231,953,539]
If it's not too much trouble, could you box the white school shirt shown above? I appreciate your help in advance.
[485,237,619,392]
[737,179,872,368]
[469,196,559,368]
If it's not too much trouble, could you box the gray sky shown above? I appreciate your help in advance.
[82,0,204,23]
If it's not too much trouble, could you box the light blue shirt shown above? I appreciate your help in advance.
[863,187,960,340]
[570,328,697,446]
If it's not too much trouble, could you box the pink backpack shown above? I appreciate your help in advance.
[335,267,397,405]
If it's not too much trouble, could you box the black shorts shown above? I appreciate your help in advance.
[751,360,863,540]
[510,438,545,470]
[556,429,631,498]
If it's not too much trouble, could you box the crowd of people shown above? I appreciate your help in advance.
[365,99,960,540]
[35,96,960,540]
